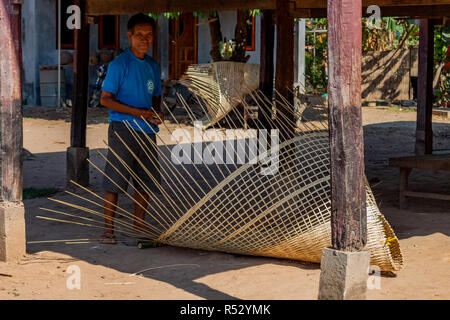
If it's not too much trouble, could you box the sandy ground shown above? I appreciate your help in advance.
[0,106,449,300]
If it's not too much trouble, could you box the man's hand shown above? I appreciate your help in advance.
[100,91,164,126]
[149,117,162,126]
[139,110,164,125]
[139,109,157,120]
[149,112,164,125]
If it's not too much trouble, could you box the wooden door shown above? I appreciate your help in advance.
[169,13,198,79]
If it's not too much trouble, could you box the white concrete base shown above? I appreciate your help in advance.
[0,201,26,262]
[318,247,371,300]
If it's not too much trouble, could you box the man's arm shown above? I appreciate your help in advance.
[101,91,159,123]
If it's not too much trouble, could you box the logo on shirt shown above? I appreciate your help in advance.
[147,79,154,95]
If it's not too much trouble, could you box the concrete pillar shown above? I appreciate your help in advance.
[318,247,370,300]
[0,202,26,262]
[294,19,306,125]
[294,19,306,94]
[66,147,90,189]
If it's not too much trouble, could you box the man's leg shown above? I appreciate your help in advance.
[133,132,160,238]
[133,191,150,234]
[101,122,135,243]
[104,191,119,234]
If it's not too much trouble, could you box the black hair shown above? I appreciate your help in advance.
[127,13,156,33]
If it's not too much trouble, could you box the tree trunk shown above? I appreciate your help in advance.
[231,10,250,63]
[208,12,223,62]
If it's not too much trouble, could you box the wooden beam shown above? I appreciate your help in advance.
[86,0,450,17]
[293,0,450,9]
[275,0,295,140]
[259,10,275,131]
[86,0,276,15]
[390,154,450,171]
[291,5,450,18]
[415,19,434,155]
[403,190,450,201]
[327,0,367,251]
[71,0,90,148]
[0,0,23,202]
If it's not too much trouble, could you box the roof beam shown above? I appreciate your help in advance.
[86,0,450,16]
[87,0,450,17]
[86,0,276,15]
[293,0,450,9]
[291,5,450,17]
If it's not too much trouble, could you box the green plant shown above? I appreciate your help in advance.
[305,18,328,94]
[362,18,419,51]
[433,25,450,107]
[303,18,428,96]
[23,188,59,200]
[219,39,235,60]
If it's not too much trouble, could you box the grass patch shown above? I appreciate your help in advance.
[387,106,416,113]
[23,187,59,200]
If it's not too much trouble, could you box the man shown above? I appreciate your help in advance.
[100,13,163,244]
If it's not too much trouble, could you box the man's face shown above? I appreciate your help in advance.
[128,23,154,55]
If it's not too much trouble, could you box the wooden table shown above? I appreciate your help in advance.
[389,154,450,209]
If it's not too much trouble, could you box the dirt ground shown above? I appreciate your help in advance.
[0,106,449,300]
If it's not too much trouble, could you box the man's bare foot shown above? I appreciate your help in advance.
[100,232,117,244]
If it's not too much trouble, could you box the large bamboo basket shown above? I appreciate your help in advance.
[39,60,403,272]
[156,131,403,271]
[182,61,260,129]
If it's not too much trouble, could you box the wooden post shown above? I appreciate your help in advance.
[72,0,90,149]
[0,0,23,202]
[275,0,295,141]
[415,19,434,155]
[318,0,370,300]
[0,0,26,262]
[259,9,275,131]
[399,167,412,209]
[67,0,90,188]
[327,0,366,252]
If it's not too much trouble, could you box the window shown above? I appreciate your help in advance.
[56,0,75,49]
[99,15,120,49]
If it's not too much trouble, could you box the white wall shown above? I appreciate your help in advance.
[22,0,38,104]
[21,1,135,105]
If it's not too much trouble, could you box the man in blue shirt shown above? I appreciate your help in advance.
[100,13,163,244]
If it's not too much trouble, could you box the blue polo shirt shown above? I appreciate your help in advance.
[101,48,162,134]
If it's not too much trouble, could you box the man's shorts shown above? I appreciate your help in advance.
[103,121,161,194]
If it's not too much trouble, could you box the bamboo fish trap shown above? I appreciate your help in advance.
[36,68,403,272]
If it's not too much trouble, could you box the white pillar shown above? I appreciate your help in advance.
[296,19,306,93]
[294,19,306,124]
[158,16,169,80]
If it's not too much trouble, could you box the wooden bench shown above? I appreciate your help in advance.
[389,154,450,208]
